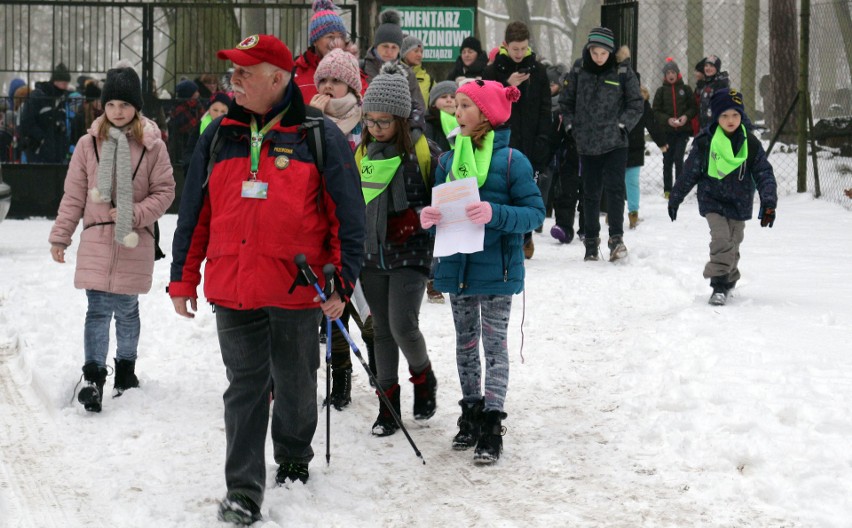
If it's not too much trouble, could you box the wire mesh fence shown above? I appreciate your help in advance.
[633,0,852,210]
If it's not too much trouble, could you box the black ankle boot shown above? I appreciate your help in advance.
[113,358,139,396]
[583,237,600,261]
[371,384,401,437]
[452,398,484,450]
[326,367,352,410]
[473,410,507,464]
[409,363,437,420]
[78,362,107,412]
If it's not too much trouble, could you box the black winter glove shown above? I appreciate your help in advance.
[760,206,776,228]
[668,204,678,222]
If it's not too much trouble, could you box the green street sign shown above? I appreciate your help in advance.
[383,7,476,62]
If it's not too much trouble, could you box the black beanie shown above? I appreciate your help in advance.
[101,67,143,111]
[460,36,483,55]
[84,82,102,101]
[50,63,71,83]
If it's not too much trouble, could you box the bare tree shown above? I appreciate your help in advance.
[834,0,852,91]
[572,0,600,63]
[687,0,704,80]
[741,0,759,113]
[768,0,799,136]
[504,0,531,29]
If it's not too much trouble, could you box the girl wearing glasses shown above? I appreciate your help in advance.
[356,63,440,437]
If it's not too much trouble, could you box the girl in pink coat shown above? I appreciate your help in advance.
[49,67,175,413]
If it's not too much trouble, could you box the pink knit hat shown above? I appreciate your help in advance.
[314,48,362,97]
[456,80,520,127]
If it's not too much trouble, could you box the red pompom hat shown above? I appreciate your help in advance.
[456,80,521,127]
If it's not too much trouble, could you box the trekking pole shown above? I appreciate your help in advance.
[323,266,333,465]
[291,254,425,464]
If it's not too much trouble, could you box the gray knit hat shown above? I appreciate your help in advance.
[401,34,423,60]
[428,80,457,108]
[586,27,616,53]
[374,9,403,48]
[362,62,411,118]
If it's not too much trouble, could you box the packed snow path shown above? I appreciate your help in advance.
[1,193,850,527]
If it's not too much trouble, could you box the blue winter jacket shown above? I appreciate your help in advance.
[431,128,545,296]
[669,124,777,221]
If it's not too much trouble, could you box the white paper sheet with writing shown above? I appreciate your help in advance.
[431,176,484,257]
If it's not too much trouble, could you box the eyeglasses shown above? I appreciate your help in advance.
[363,117,394,130]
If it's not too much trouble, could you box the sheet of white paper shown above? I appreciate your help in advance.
[431,177,485,257]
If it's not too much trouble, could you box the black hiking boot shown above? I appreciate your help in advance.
[78,362,107,413]
[275,462,309,485]
[371,383,401,437]
[323,367,352,410]
[217,492,262,525]
[608,235,628,262]
[113,358,139,397]
[583,237,600,261]
[410,363,437,420]
[452,398,484,450]
[473,410,507,464]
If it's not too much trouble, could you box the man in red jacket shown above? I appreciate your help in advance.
[169,34,365,525]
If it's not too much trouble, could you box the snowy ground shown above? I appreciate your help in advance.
[1,190,851,528]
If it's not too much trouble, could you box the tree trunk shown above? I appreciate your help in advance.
[741,0,760,113]
[504,0,531,30]
[686,0,703,83]
[572,0,600,63]
[834,0,852,99]
[768,0,799,136]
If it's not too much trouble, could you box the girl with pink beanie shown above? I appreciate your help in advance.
[419,80,544,463]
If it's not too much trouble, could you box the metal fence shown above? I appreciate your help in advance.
[635,0,852,210]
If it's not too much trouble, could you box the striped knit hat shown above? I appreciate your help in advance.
[309,0,347,47]
[586,27,616,54]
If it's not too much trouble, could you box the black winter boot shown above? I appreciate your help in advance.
[473,410,507,464]
[583,237,600,261]
[371,384,401,437]
[409,363,437,420]
[78,362,107,413]
[325,367,352,410]
[275,461,310,485]
[217,492,262,525]
[607,235,628,262]
[709,276,728,306]
[113,359,139,396]
[452,398,484,450]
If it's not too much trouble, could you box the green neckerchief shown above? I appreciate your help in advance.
[439,110,458,148]
[450,131,494,187]
[249,107,289,176]
[360,154,403,204]
[708,125,748,180]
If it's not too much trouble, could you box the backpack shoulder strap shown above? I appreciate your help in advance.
[203,122,225,189]
[91,134,145,178]
[302,106,326,174]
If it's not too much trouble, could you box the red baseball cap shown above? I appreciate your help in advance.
[217,34,294,72]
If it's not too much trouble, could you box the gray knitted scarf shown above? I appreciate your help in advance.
[94,126,136,247]
[364,139,410,254]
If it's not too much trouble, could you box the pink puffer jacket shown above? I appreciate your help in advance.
[49,115,175,295]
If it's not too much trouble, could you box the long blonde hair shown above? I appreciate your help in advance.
[97,111,144,143]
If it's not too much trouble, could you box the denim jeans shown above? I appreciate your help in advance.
[215,305,321,508]
[84,289,140,367]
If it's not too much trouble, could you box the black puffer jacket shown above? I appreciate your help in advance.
[696,71,730,130]
[559,48,643,157]
[20,81,70,163]
[483,49,552,170]
[652,76,696,133]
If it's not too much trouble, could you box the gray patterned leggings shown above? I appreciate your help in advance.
[450,294,512,412]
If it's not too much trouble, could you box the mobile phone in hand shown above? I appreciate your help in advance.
[517,67,530,74]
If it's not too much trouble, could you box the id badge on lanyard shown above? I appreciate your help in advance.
[242,111,287,200]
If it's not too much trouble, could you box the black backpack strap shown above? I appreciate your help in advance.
[203,124,225,189]
[302,106,326,174]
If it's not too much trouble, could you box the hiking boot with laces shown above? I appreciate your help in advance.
[608,235,628,262]
[583,237,600,261]
[275,462,309,485]
[372,384,401,436]
[217,493,262,525]
[323,367,351,410]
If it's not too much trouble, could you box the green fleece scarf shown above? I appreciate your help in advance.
[359,155,403,204]
[450,131,494,187]
[439,110,458,148]
[708,125,748,180]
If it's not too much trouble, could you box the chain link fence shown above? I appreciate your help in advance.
[633,0,852,210]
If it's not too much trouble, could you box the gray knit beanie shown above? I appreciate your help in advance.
[428,80,457,108]
[401,34,422,60]
[374,10,403,48]
[362,62,411,118]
